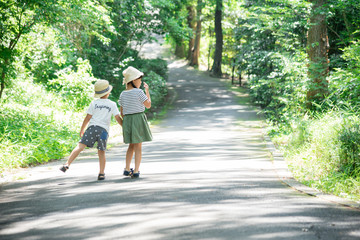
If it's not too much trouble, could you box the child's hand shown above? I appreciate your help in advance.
[80,130,85,137]
[143,82,149,92]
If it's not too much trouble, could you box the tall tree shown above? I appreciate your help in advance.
[189,0,203,66]
[306,0,329,108]
[211,0,223,77]
[187,4,197,60]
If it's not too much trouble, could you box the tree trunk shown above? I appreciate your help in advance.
[306,0,329,109]
[189,0,202,67]
[0,68,5,100]
[211,0,223,77]
[187,5,196,60]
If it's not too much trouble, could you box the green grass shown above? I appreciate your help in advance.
[0,79,83,175]
[272,111,360,202]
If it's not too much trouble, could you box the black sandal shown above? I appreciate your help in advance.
[98,173,105,180]
[60,165,69,172]
[131,171,140,179]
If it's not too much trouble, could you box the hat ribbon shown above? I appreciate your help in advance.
[95,86,110,94]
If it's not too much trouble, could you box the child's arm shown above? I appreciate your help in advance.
[115,114,123,127]
[120,107,124,119]
[143,82,151,109]
[80,114,92,137]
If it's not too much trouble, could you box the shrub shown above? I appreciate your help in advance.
[135,58,168,80]
[338,121,360,175]
[143,71,168,110]
[49,58,96,110]
[280,111,360,201]
[18,24,66,84]
[329,41,360,108]
[0,77,82,173]
[248,52,308,126]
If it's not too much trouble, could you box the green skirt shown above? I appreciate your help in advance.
[123,112,153,144]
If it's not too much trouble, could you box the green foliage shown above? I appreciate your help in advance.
[18,24,66,84]
[0,78,81,172]
[88,0,165,85]
[49,58,95,110]
[278,111,360,201]
[136,58,168,81]
[327,0,360,59]
[232,0,310,121]
[0,0,113,98]
[143,71,168,110]
[328,41,360,108]
[133,58,168,111]
[338,121,360,176]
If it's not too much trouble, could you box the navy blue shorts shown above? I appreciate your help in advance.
[80,126,108,151]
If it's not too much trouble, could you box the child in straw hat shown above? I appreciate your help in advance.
[119,66,152,178]
[59,80,123,180]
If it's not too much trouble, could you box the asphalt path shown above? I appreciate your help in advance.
[1,47,360,239]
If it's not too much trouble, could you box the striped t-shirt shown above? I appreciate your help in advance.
[119,88,148,115]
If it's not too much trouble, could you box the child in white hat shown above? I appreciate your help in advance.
[119,66,153,178]
[60,80,123,180]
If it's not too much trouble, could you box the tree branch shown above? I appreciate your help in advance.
[327,24,345,46]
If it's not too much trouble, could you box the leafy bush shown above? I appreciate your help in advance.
[49,58,96,110]
[135,58,168,81]
[248,52,308,127]
[0,106,78,168]
[338,121,360,175]
[19,24,66,84]
[0,77,82,173]
[143,71,168,110]
[329,41,360,108]
[278,111,360,201]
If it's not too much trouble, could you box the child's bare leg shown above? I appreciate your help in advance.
[66,143,86,166]
[125,144,135,170]
[134,143,142,173]
[98,150,106,174]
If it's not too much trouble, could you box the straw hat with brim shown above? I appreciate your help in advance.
[94,80,113,98]
[123,66,144,85]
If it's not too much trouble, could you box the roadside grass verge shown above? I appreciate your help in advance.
[272,111,360,202]
[226,79,360,202]
[0,79,82,174]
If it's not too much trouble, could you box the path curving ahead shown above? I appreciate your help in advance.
[1,41,360,240]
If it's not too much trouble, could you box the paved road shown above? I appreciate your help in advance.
[1,57,360,239]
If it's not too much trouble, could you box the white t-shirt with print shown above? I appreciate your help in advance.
[86,98,120,133]
[119,88,148,115]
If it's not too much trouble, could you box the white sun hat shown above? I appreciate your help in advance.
[122,66,144,85]
[94,80,113,98]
